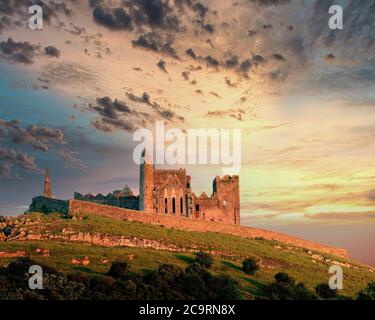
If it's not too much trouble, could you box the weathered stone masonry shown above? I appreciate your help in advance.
[68,200,348,258]
[28,154,348,259]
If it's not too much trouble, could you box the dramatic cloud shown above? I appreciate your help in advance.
[89,96,137,133]
[44,46,61,58]
[90,0,214,33]
[0,119,65,152]
[0,146,43,177]
[132,32,178,58]
[126,91,184,122]
[156,59,168,72]
[0,38,40,65]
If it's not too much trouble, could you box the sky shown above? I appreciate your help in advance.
[0,0,375,266]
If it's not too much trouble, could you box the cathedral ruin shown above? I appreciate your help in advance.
[29,152,240,226]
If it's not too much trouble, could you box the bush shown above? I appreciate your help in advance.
[194,252,213,269]
[107,261,130,279]
[315,283,337,299]
[157,264,183,282]
[242,258,259,275]
[275,272,294,284]
[357,282,375,300]
[0,258,242,300]
[262,272,317,300]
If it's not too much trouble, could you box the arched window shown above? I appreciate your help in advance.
[172,197,176,214]
[165,198,168,214]
[180,197,183,214]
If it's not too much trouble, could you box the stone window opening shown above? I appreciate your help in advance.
[196,204,200,212]
[165,198,168,214]
[180,197,183,214]
[172,197,176,214]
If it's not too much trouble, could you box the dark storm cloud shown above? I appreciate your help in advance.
[239,59,252,74]
[0,146,43,177]
[0,38,40,65]
[156,59,168,72]
[324,53,335,62]
[0,16,11,33]
[90,0,215,34]
[272,53,285,61]
[89,96,148,133]
[185,47,268,78]
[92,117,136,133]
[0,0,73,25]
[126,91,184,122]
[181,71,190,80]
[93,6,133,30]
[90,97,132,119]
[224,77,239,88]
[91,0,180,32]
[204,55,220,68]
[186,48,197,59]
[0,119,65,152]
[224,55,239,69]
[44,46,61,58]
[132,32,178,59]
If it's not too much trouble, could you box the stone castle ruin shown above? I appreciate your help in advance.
[29,151,240,225]
[27,154,349,258]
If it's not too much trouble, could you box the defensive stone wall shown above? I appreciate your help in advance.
[68,200,348,258]
[29,196,69,215]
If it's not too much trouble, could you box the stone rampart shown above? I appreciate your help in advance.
[68,200,348,258]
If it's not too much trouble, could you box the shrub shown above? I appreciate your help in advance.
[357,282,375,300]
[194,252,213,269]
[275,272,294,284]
[315,283,337,299]
[185,262,209,275]
[242,258,259,275]
[0,258,242,300]
[107,261,130,279]
[157,264,183,282]
[262,272,317,300]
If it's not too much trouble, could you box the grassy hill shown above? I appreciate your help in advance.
[1,212,374,299]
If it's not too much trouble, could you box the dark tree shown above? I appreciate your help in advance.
[357,282,375,300]
[107,261,130,279]
[242,258,259,275]
[194,252,214,269]
[315,283,338,299]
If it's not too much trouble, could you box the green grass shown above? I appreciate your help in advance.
[1,212,374,298]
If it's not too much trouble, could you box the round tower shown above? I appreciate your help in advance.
[139,149,154,213]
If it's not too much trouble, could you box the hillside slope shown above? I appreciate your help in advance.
[1,212,374,299]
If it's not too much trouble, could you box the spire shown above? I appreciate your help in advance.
[141,148,153,165]
[43,169,54,198]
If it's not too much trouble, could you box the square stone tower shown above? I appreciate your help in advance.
[213,175,240,225]
[139,150,154,213]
